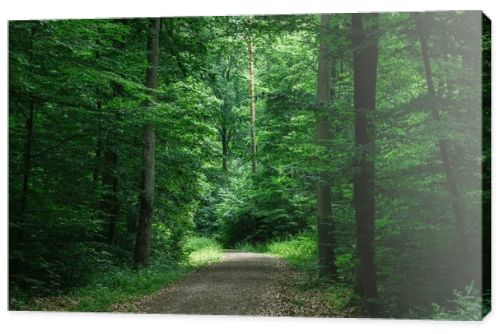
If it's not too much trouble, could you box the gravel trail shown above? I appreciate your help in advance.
[141,251,292,316]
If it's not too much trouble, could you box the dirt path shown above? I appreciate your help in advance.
[140,251,291,316]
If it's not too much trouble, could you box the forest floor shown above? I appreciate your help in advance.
[114,251,347,317]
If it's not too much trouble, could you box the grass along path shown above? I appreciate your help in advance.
[238,230,359,317]
[18,237,224,312]
[18,232,356,317]
[134,249,347,317]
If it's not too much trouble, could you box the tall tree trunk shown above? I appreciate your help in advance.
[18,27,37,241]
[414,13,469,257]
[20,100,34,236]
[247,36,257,173]
[221,125,229,171]
[92,101,102,190]
[93,45,102,191]
[352,13,379,315]
[315,14,336,279]
[134,18,160,268]
[100,41,123,245]
[101,142,119,244]
[134,124,155,267]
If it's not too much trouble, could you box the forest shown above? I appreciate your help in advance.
[8,11,490,319]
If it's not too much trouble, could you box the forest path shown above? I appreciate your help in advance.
[139,251,294,316]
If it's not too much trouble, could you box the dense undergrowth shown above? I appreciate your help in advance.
[431,283,486,321]
[10,236,223,312]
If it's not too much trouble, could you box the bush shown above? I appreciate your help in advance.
[9,209,114,297]
[185,236,224,267]
[432,282,484,320]
[12,236,224,312]
[266,230,318,269]
[216,171,312,247]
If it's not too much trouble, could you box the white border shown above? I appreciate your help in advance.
[1,1,499,333]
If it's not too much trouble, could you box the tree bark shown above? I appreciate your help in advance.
[315,14,336,279]
[93,45,102,191]
[221,125,229,171]
[414,13,469,257]
[20,99,34,227]
[352,13,379,315]
[92,101,102,190]
[134,18,160,268]
[100,41,123,245]
[101,143,119,244]
[18,27,37,241]
[247,36,257,174]
[134,123,156,267]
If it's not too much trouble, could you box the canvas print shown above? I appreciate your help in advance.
[8,11,490,320]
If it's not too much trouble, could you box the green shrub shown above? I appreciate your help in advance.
[432,282,484,320]
[12,236,224,312]
[216,171,312,247]
[266,231,318,269]
[183,236,221,253]
[9,209,114,297]
[184,236,224,267]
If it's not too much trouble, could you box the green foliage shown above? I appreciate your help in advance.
[239,230,357,314]
[265,230,318,269]
[8,12,487,320]
[8,17,221,301]
[9,210,115,296]
[10,236,224,311]
[431,283,484,321]
[185,236,224,267]
[215,171,312,247]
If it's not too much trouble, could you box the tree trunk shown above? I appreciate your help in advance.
[414,13,469,257]
[100,43,123,245]
[18,27,37,241]
[134,18,160,268]
[101,144,119,244]
[221,125,229,171]
[134,123,156,267]
[93,45,102,191]
[20,100,34,234]
[352,13,379,315]
[92,101,102,190]
[315,14,336,279]
[247,36,257,174]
